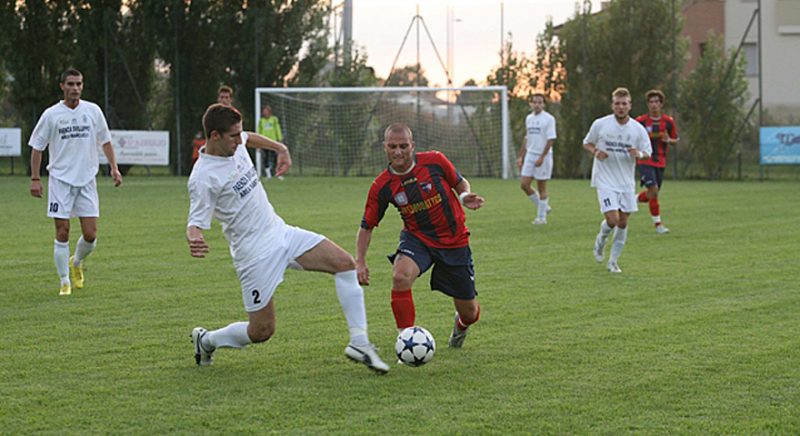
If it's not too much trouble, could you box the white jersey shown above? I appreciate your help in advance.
[583,114,651,193]
[28,100,112,187]
[524,110,557,155]
[187,132,285,269]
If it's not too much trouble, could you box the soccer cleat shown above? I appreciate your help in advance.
[593,235,606,263]
[448,313,469,348]
[532,218,547,225]
[59,283,72,296]
[69,256,84,289]
[655,224,670,234]
[607,261,622,273]
[191,327,214,366]
[345,343,389,374]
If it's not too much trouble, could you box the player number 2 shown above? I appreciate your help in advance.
[251,289,261,304]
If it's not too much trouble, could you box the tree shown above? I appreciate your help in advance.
[486,38,532,161]
[385,64,429,87]
[679,34,750,179]
[550,0,686,177]
[139,0,331,174]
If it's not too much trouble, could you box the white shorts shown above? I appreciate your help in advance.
[47,177,99,219]
[236,225,325,313]
[596,188,638,214]
[520,153,553,180]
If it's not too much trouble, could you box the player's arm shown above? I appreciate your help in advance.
[355,227,373,285]
[627,146,650,160]
[101,141,122,186]
[245,131,291,177]
[583,142,607,160]
[536,139,554,166]
[186,225,209,258]
[454,178,484,211]
[30,149,43,198]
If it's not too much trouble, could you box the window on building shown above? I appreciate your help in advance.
[777,0,800,34]
[743,42,759,77]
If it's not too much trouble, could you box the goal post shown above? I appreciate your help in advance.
[254,86,512,179]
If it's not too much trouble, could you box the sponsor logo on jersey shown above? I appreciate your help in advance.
[399,193,442,215]
[421,182,432,193]
[394,192,408,206]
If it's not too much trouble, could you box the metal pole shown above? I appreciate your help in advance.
[671,0,678,181]
[500,1,504,82]
[344,0,353,67]
[173,1,182,176]
[757,0,764,180]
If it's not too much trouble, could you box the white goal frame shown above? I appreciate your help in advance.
[254,86,511,179]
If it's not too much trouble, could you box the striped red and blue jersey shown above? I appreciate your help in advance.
[361,151,469,249]
[636,113,678,168]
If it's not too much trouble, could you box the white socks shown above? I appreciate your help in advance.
[74,236,96,265]
[537,197,549,220]
[335,270,369,346]
[610,227,628,263]
[528,192,539,204]
[54,240,70,285]
[205,322,252,350]
[651,215,662,224]
[598,220,613,245]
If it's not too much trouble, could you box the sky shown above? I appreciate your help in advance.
[349,0,603,87]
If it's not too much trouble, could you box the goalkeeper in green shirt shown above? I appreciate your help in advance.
[258,105,284,179]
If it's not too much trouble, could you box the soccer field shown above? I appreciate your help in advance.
[1,176,798,433]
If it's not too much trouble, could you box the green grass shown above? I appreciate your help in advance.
[1,175,799,434]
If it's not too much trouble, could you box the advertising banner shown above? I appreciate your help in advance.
[0,128,22,157]
[760,126,800,165]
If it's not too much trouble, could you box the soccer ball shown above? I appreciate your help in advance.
[395,326,435,366]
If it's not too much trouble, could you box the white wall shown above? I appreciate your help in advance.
[725,0,800,121]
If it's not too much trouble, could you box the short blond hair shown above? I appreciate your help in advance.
[612,87,631,99]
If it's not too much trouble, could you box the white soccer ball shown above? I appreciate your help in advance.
[395,326,435,366]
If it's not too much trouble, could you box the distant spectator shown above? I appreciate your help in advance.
[257,105,284,179]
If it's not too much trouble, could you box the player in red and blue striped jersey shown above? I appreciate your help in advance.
[636,89,679,234]
[356,123,485,350]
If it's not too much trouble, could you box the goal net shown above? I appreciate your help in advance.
[254,86,512,179]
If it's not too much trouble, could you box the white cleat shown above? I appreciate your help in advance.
[607,261,622,273]
[593,235,605,263]
[655,224,670,234]
[191,327,214,366]
[532,218,547,225]
[345,343,389,374]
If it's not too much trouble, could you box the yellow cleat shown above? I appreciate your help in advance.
[59,283,72,296]
[69,256,84,289]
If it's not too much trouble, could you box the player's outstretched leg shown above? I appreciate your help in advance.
[191,327,214,366]
[334,270,389,374]
[191,321,253,366]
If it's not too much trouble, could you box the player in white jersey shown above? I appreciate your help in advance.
[517,93,557,225]
[28,68,122,296]
[582,87,651,273]
[186,104,389,374]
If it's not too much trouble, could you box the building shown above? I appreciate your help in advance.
[725,0,800,123]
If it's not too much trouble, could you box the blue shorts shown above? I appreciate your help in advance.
[387,231,477,300]
[639,164,665,189]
